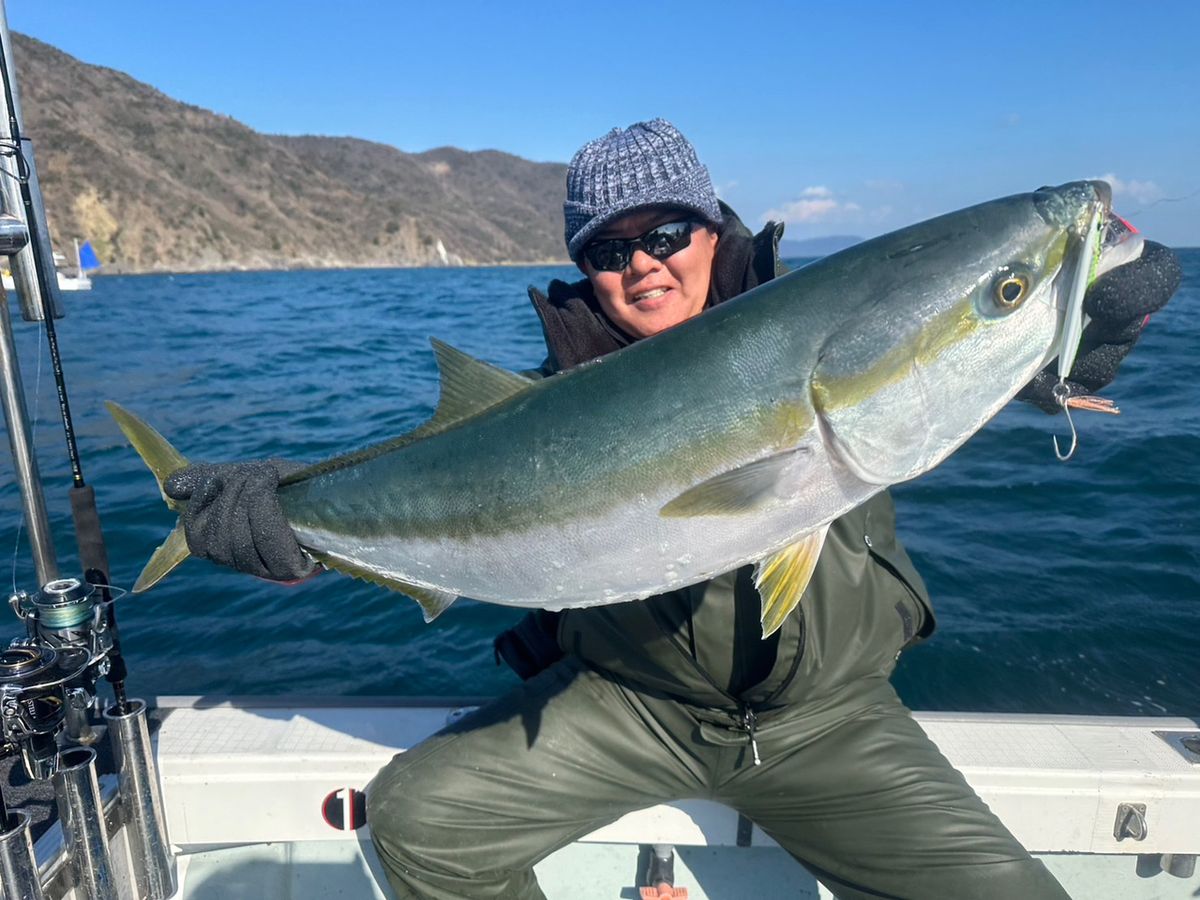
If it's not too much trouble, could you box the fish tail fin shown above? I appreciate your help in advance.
[132,523,190,593]
[105,401,193,592]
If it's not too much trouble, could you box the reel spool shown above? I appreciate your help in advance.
[11,577,114,666]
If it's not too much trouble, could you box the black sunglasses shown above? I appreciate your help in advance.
[583,219,701,272]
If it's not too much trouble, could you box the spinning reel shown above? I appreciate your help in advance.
[8,576,116,750]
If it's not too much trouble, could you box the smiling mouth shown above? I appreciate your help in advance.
[632,287,671,303]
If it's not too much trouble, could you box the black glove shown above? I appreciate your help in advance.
[163,461,317,581]
[1017,240,1181,413]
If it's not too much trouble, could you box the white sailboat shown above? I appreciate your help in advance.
[56,239,100,291]
[1,238,99,292]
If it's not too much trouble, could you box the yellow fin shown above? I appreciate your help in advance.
[309,551,459,622]
[755,524,830,638]
[423,338,534,434]
[107,401,194,593]
[660,449,811,518]
[105,401,190,510]
[132,523,190,592]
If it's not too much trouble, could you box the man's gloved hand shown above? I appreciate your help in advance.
[1017,240,1182,413]
[163,461,317,582]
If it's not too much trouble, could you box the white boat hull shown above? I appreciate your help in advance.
[1,270,92,292]
[33,698,1198,899]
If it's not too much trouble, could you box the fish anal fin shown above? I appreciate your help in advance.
[660,448,811,518]
[133,523,191,593]
[755,524,830,638]
[309,551,459,622]
[406,584,459,622]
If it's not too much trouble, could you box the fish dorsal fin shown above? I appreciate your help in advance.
[660,448,812,518]
[309,551,459,622]
[279,340,534,486]
[422,338,533,435]
[755,524,830,637]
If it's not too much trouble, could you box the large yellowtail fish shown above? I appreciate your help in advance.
[109,181,1143,636]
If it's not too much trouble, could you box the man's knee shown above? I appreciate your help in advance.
[367,747,464,898]
[366,744,548,900]
[368,748,443,865]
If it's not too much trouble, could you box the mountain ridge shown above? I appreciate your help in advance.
[11,34,571,273]
[11,34,865,274]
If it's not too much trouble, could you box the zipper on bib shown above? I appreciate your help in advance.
[644,588,782,766]
[740,705,762,766]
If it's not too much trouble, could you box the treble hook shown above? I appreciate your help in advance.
[1052,382,1078,461]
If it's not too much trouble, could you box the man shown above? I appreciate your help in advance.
[166,120,1180,898]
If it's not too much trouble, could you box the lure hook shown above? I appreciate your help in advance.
[1052,382,1078,462]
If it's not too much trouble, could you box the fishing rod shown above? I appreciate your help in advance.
[0,8,177,897]
[0,19,129,716]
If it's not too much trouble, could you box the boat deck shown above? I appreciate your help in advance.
[24,698,1200,898]
[175,839,816,899]
[172,838,1200,899]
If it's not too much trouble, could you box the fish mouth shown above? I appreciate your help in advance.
[1052,178,1144,289]
[1095,207,1145,278]
[1051,180,1144,385]
[1037,179,1142,273]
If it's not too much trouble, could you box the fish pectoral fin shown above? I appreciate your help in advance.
[308,552,459,622]
[659,448,812,518]
[133,522,191,593]
[423,338,535,435]
[755,524,830,638]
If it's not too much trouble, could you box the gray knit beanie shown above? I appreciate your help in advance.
[563,119,724,264]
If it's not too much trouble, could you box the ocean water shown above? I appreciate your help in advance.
[0,252,1196,716]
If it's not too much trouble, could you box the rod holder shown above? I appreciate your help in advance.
[0,809,46,900]
[52,746,115,900]
[0,211,28,255]
[104,699,176,900]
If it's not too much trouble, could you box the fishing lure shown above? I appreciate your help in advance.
[1053,207,1105,461]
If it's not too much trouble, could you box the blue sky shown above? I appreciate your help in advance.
[8,1,1200,245]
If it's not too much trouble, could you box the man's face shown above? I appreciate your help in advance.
[583,208,718,339]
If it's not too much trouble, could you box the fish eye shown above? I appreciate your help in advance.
[993,274,1028,309]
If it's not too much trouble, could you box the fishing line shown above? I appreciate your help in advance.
[1124,185,1200,218]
